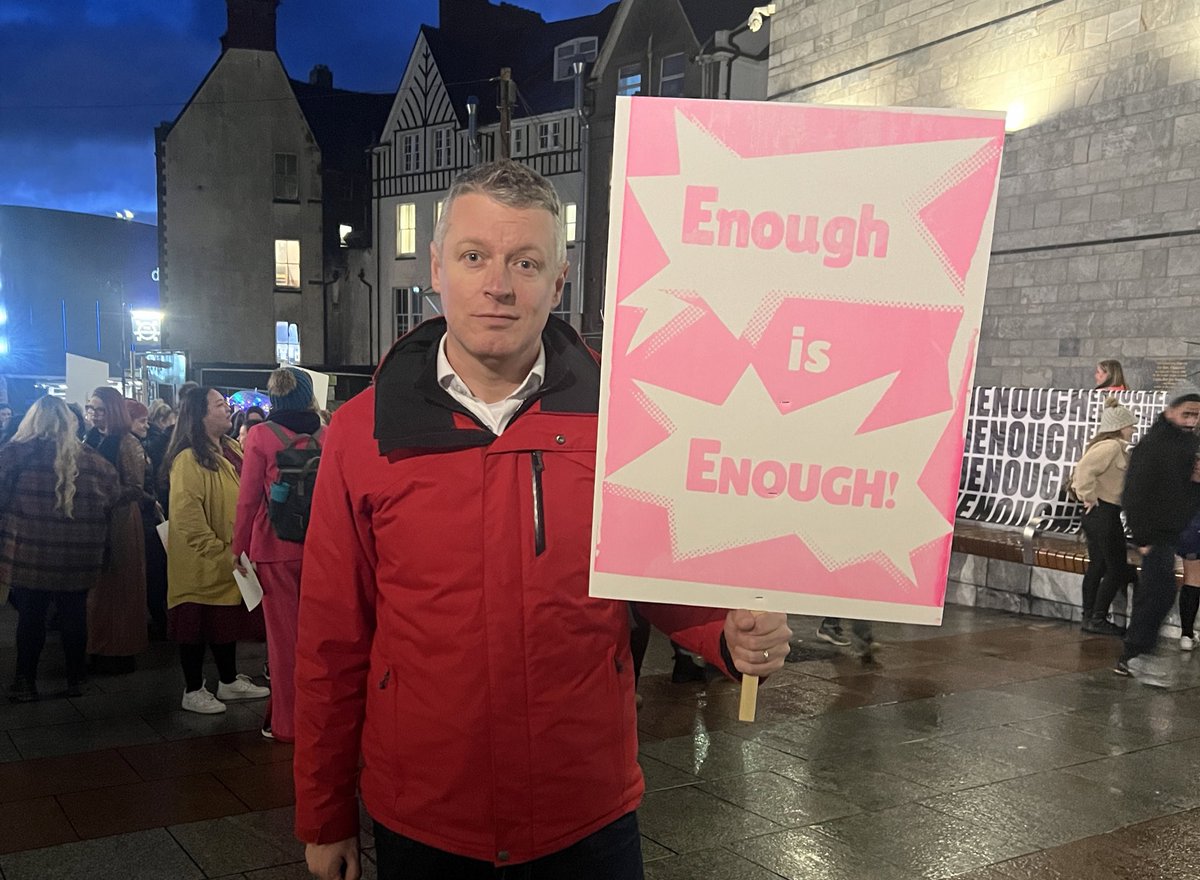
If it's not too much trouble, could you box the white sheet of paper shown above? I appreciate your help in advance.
[65,353,111,406]
[156,519,169,550]
[233,552,263,611]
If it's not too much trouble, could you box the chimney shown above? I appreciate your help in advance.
[221,0,280,52]
[309,64,333,89]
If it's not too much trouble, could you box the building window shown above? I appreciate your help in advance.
[396,286,424,335]
[396,203,416,256]
[275,321,301,363]
[564,202,577,242]
[339,224,353,247]
[660,53,686,97]
[273,153,298,200]
[402,133,423,173]
[511,125,526,157]
[434,128,453,169]
[275,239,300,289]
[617,63,642,97]
[538,120,562,152]
[554,36,599,81]
[552,281,572,321]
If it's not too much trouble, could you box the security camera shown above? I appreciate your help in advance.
[747,3,776,32]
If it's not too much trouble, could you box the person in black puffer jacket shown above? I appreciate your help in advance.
[1117,381,1200,685]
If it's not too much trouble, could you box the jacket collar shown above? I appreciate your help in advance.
[373,316,600,455]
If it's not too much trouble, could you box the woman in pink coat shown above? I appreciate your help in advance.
[232,367,322,741]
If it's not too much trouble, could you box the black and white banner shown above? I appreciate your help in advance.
[956,387,1166,532]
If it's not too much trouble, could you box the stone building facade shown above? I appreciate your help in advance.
[768,0,1200,390]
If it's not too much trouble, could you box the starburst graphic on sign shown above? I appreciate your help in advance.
[620,110,992,350]
[605,369,952,584]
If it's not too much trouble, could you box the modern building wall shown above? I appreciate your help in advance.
[768,0,1200,389]
[158,48,324,366]
[0,206,158,379]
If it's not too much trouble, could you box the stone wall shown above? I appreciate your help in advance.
[769,0,1200,389]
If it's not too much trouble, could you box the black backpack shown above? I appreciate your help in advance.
[263,421,324,542]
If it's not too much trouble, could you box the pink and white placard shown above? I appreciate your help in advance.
[589,97,1006,625]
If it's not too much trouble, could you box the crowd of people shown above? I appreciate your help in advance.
[1,367,328,740]
[1071,359,1200,687]
[2,160,1198,880]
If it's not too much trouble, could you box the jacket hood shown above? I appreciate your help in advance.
[372,315,600,455]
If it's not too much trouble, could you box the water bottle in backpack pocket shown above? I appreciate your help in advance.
[264,422,324,542]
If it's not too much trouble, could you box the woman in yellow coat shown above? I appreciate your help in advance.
[164,387,269,714]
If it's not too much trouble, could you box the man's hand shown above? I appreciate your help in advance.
[724,610,792,676]
[306,839,360,880]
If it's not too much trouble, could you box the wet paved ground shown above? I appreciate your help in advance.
[2,602,1199,878]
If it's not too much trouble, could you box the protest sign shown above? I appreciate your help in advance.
[957,387,1165,531]
[589,96,1006,625]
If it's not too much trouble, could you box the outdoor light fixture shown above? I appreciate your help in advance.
[747,4,776,32]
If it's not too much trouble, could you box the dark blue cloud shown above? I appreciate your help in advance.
[0,0,610,223]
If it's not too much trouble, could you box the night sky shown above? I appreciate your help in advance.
[0,0,613,225]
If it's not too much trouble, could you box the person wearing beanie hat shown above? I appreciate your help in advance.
[232,367,322,742]
[268,368,315,413]
[1072,397,1138,636]
[1116,385,1200,685]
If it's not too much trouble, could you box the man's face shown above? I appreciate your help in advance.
[431,193,566,379]
[1166,400,1200,431]
[203,390,233,436]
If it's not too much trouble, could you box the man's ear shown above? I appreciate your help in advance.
[552,261,568,308]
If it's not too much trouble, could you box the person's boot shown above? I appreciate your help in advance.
[8,677,38,703]
[1082,617,1124,636]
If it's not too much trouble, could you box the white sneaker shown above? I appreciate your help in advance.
[217,674,270,701]
[1181,636,1196,652]
[182,684,226,714]
[1127,655,1174,688]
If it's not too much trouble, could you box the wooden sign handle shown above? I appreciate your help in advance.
[738,674,760,722]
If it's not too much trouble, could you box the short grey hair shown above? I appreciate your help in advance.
[433,160,566,265]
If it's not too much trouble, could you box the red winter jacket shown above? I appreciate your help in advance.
[292,318,732,864]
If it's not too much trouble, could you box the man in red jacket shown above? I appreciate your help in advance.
[295,160,792,880]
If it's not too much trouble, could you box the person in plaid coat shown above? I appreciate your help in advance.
[1,396,119,701]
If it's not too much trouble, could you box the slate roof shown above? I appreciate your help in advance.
[422,2,619,127]
[289,80,394,172]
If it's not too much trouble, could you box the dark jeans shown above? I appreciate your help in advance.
[180,642,238,692]
[12,588,88,684]
[1122,543,1178,661]
[1081,502,1131,621]
[373,812,644,880]
[1180,585,1200,638]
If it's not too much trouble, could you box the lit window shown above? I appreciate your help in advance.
[396,286,424,335]
[660,53,686,97]
[617,63,642,97]
[396,203,416,255]
[402,133,423,173]
[275,321,301,364]
[538,120,562,152]
[564,202,577,241]
[434,128,453,169]
[511,126,526,157]
[273,153,298,200]
[274,239,300,288]
[339,224,353,247]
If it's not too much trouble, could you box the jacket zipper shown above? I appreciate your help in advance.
[531,451,546,556]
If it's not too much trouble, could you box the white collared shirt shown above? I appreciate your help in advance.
[436,333,545,435]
